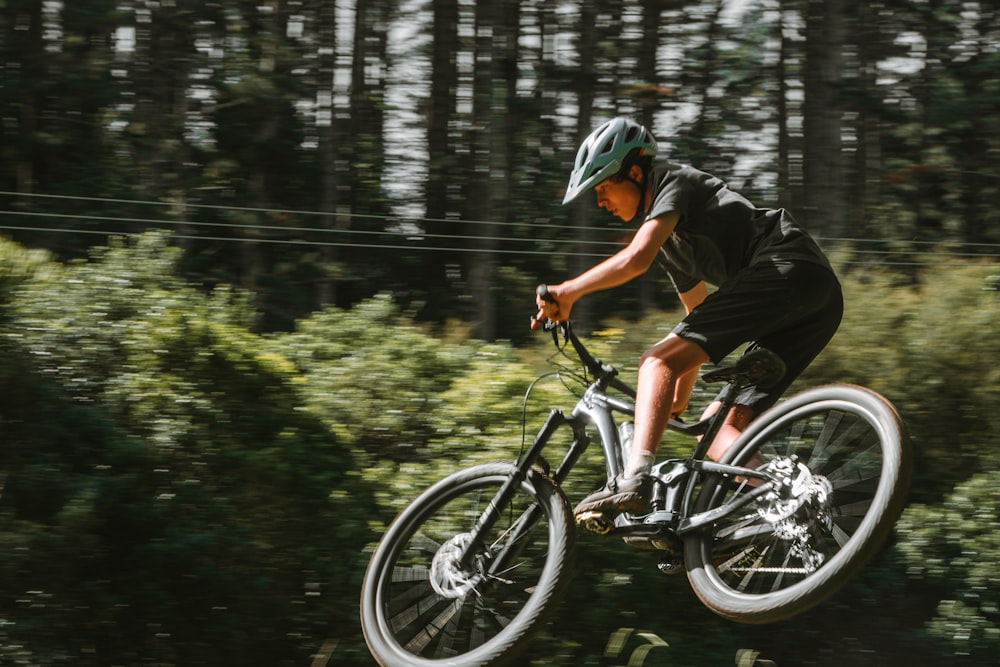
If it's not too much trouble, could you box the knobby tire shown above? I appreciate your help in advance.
[684,384,912,623]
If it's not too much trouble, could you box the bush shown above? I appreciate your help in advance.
[0,233,370,666]
[897,473,1000,664]
[803,263,1000,500]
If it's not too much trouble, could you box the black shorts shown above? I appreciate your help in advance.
[672,259,843,414]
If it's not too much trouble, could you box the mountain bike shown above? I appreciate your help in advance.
[360,301,912,667]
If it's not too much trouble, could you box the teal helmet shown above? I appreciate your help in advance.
[562,117,657,205]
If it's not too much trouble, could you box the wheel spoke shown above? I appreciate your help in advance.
[830,436,880,479]
[831,470,880,495]
[391,588,450,639]
[828,520,853,547]
[715,511,765,541]
[833,497,874,518]
[392,563,431,584]
[402,599,463,655]
[388,579,440,627]
[808,408,846,468]
[408,532,444,555]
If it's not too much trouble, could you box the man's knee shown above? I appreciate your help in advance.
[640,333,707,374]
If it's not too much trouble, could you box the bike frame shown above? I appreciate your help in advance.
[461,322,775,568]
[363,316,911,667]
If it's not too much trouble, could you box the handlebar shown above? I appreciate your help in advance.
[535,284,636,399]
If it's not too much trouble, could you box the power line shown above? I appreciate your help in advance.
[2,221,997,270]
[0,190,600,234]
[0,224,614,258]
[0,209,624,250]
[1,194,998,269]
[818,236,1000,250]
[4,191,1000,255]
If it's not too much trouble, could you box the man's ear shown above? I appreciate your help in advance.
[629,163,644,183]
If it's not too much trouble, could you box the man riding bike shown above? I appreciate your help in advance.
[532,117,843,523]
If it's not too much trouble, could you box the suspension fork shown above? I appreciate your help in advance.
[458,409,589,570]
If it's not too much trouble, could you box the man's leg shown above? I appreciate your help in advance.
[700,401,755,462]
[696,401,763,488]
[629,334,710,473]
[575,334,708,517]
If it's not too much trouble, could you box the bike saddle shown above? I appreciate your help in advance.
[702,348,786,390]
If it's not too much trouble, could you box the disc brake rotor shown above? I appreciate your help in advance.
[429,532,485,599]
[757,457,834,572]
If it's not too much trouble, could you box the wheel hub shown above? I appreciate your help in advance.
[429,532,485,599]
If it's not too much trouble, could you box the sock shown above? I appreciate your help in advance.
[626,450,655,478]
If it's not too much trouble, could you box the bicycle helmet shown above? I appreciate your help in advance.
[562,117,657,205]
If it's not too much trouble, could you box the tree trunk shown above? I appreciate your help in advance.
[317,0,338,306]
[466,0,519,341]
[851,0,882,244]
[802,0,846,237]
[424,0,461,316]
[12,1,43,194]
[467,1,497,339]
[568,0,598,328]
[776,5,794,210]
[691,0,725,170]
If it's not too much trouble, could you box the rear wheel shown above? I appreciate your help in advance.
[361,462,574,667]
[685,384,911,623]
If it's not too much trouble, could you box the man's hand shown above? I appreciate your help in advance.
[531,284,572,330]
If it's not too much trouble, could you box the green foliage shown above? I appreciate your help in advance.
[278,295,575,524]
[802,263,1000,499]
[0,234,370,666]
[897,473,1000,663]
[2,233,999,665]
[0,240,53,312]
[277,295,467,457]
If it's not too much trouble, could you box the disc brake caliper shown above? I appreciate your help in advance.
[757,457,834,573]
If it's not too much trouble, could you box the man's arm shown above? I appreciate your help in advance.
[678,281,708,313]
[536,211,681,321]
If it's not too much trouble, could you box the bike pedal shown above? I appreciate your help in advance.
[575,510,614,535]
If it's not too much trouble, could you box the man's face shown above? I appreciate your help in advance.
[593,167,642,221]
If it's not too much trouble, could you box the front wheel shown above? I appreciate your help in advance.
[685,384,912,623]
[361,462,575,667]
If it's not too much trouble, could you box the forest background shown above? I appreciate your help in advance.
[1,0,998,665]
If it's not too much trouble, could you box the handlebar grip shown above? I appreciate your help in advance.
[536,284,556,304]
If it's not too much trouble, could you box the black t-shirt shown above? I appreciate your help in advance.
[646,161,833,293]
